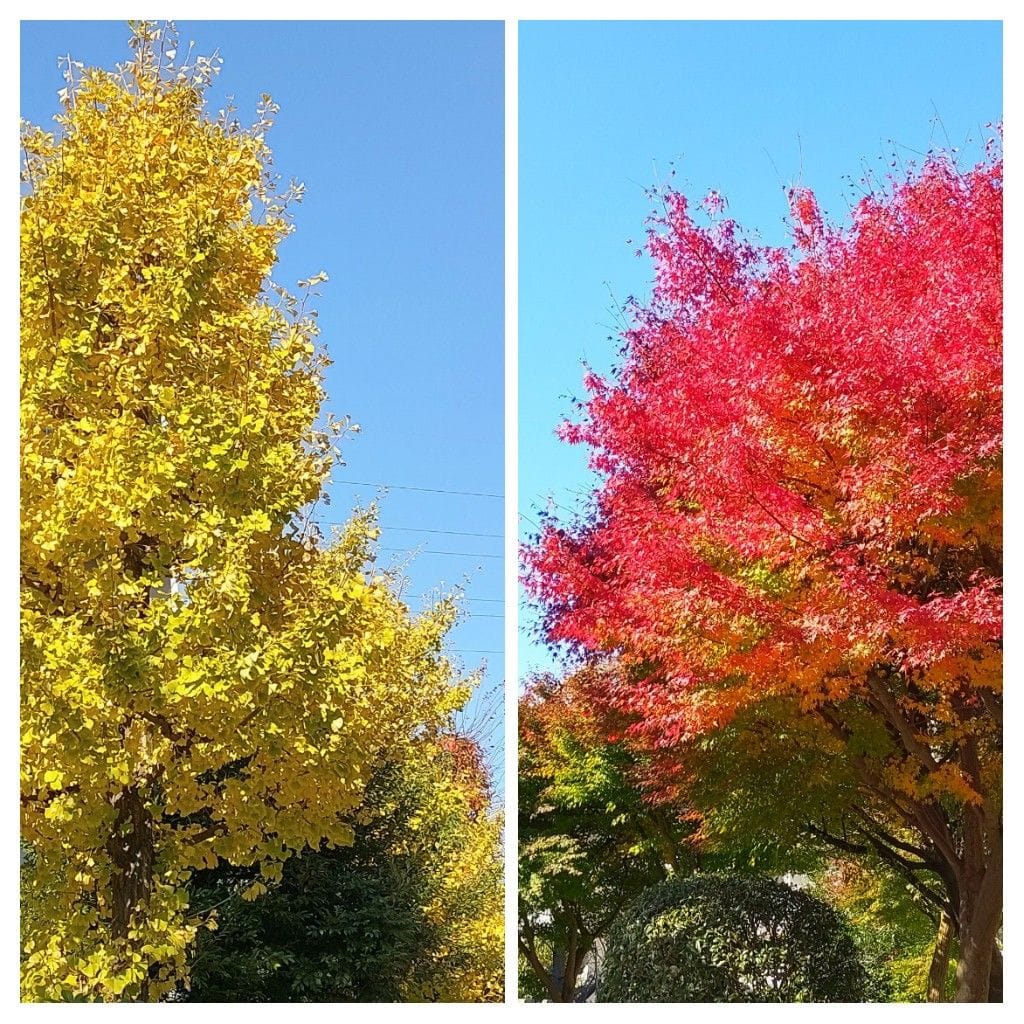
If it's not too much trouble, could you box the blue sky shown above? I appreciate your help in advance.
[21,20,506,789]
[519,20,1003,680]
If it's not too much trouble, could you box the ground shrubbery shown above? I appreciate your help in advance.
[599,874,877,1002]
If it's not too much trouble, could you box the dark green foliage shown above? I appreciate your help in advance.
[181,760,440,1003]
[599,874,875,1003]
[184,848,432,1002]
[844,912,917,1003]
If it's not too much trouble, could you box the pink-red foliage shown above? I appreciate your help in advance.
[526,152,1002,755]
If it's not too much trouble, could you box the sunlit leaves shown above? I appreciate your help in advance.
[525,148,1002,805]
[21,24,470,1001]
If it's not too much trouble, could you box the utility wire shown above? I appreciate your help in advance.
[382,525,503,539]
[336,479,503,499]
[315,521,503,540]
[380,547,502,559]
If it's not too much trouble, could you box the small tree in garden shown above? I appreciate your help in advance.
[526,143,1002,1000]
[518,667,696,1002]
[599,874,875,1002]
[21,23,469,1000]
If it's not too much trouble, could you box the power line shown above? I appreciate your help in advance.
[334,423,502,448]
[336,479,502,499]
[383,525,503,539]
[315,522,503,540]
[412,595,504,603]
[380,547,502,560]
[453,649,504,655]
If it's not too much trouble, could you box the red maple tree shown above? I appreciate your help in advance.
[525,145,1002,1001]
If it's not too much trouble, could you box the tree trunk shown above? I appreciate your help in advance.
[956,923,995,1002]
[106,786,154,939]
[550,943,568,1002]
[926,911,953,1001]
[518,932,563,1003]
[954,813,1002,1002]
[543,924,591,1002]
[988,943,1003,1003]
[566,937,594,1002]
[560,928,579,1002]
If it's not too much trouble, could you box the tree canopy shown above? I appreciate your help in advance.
[184,735,504,1002]
[21,23,480,1001]
[526,145,1002,1000]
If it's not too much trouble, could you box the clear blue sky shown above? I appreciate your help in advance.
[519,20,1002,680]
[21,21,506,790]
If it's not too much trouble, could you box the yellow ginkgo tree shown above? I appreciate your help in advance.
[20,23,469,1001]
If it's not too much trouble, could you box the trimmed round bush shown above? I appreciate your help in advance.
[599,874,873,1002]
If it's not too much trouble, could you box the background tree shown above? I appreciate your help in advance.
[399,734,505,1003]
[21,23,469,1001]
[687,699,966,997]
[815,858,954,1003]
[517,665,947,1002]
[183,734,503,1002]
[630,684,961,1001]
[518,667,696,1001]
[526,146,1002,1000]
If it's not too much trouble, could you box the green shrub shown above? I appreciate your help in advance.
[599,874,874,1002]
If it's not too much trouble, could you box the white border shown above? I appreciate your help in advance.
[0,3,1013,19]
[5,3,1018,1018]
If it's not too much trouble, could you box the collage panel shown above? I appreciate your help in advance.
[518,19,1003,1004]
[19,18,504,1003]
